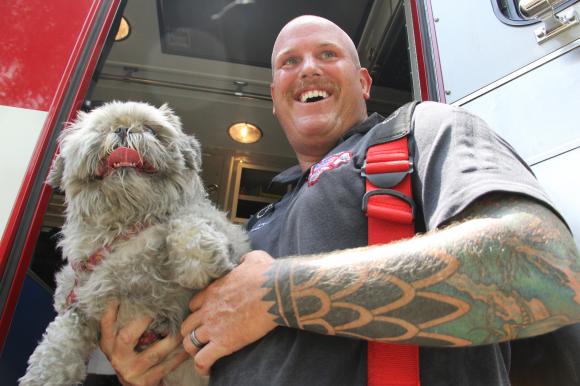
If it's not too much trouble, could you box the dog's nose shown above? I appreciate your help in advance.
[115,127,129,142]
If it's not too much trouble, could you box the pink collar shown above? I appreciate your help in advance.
[66,223,148,306]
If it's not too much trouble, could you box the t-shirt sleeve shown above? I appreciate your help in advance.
[412,101,556,230]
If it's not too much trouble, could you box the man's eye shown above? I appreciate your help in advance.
[321,51,337,59]
[283,57,298,66]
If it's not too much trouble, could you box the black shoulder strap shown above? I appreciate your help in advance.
[362,101,419,190]
[365,101,419,149]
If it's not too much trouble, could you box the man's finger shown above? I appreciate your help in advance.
[116,335,184,383]
[188,290,206,311]
[99,300,120,354]
[115,314,154,357]
[182,325,207,355]
[145,350,191,382]
[194,341,229,376]
[135,335,183,371]
[180,310,203,337]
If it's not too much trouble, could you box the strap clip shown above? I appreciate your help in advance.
[361,159,413,189]
[362,189,415,224]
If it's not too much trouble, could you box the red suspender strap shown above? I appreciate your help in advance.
[363,130,420,385]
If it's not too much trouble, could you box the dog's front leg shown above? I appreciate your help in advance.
[19,309,98,386]
[167,217,240,289]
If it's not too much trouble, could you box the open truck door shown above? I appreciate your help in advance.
[406,0,580,384]
[0,1,125,382]
[405,0,580,246]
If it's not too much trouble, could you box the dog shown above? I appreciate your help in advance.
[19,101,249,385]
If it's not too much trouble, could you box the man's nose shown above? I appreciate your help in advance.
[300,55,321,78]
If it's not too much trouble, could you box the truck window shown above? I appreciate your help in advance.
[493,0,579,25]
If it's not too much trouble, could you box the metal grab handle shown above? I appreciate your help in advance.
[518,0,579,43]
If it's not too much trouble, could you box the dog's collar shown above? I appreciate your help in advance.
[65,222,166,349]
[66,223,149,306]
[71,223,148,273]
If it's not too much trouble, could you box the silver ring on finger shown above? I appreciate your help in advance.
[189,329,205,349]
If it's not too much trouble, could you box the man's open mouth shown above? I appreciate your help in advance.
[297,89,330,103]
[95,147,156,177]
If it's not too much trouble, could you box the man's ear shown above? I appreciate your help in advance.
[359,68,372,100]
[46,153,64,190]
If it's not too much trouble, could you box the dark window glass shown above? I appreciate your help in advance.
[492,0,579,25]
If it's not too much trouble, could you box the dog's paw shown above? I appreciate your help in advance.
[19,311,94,386]
[167,219,236,289]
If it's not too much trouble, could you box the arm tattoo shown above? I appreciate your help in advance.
[262,194,580,346]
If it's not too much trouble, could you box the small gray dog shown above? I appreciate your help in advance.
[19,101,249,385]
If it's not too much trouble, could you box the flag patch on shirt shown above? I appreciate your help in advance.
[308,151,352,186]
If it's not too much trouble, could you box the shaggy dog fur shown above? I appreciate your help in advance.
[19,101,249,386]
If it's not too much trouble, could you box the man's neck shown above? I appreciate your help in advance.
[294,114,370,172]
[297,156,319,172]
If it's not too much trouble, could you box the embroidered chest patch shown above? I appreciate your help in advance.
[308,151,352,186]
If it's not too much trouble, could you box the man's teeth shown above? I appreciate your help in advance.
[300,90,329,103]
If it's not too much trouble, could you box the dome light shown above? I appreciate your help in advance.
[115,17,131,42]
[228,122,262,144]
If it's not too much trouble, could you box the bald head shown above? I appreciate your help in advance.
[271,15,361,71]
[268,14,372,171]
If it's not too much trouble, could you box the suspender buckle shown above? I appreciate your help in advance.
[362,189,415,224]
[361,159,413,189]
[361,146,415,225]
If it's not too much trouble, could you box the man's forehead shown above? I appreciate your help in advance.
[276,18,343,43]
[273,26,351,57]
[275,41,341,59]
[271,16,360,68]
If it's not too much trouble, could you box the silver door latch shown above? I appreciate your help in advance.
[519,0,579,43]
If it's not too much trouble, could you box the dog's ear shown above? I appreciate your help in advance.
[159,103,182,130]
[158,103,201,171]
[45,112,85,190]
[46,153,65,190]
[183,135,202,172]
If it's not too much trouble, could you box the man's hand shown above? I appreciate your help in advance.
[100,301,189,386]
[180,250,278,375]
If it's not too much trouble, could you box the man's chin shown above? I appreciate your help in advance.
[291,113,340,133]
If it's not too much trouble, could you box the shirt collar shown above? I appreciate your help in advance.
[340,112,384,141]
[272,113,385,185]
[272,164,302,184]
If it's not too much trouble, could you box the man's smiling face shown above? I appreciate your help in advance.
[270,16,372,167]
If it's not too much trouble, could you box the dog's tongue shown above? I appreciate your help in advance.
[107,147,143,170]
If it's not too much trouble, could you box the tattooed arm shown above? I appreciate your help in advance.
[265,193,580,346]
[181,193,580,373]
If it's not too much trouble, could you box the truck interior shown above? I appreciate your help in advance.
[30,0,415,291]
[4,1,580,385]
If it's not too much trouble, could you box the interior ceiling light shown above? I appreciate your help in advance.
[115,16,130,42]
[228,122,262,144]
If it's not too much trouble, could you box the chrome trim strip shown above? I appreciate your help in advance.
[99,73,272,102]
[452,37,580,106]
[528,139,580,166]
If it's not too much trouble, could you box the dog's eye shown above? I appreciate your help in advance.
[143,125,156,135]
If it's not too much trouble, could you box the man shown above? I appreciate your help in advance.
[100,15,580,386]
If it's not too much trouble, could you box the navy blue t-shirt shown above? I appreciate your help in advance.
[210,102,557,386]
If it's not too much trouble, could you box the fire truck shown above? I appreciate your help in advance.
[1,0,579,384]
